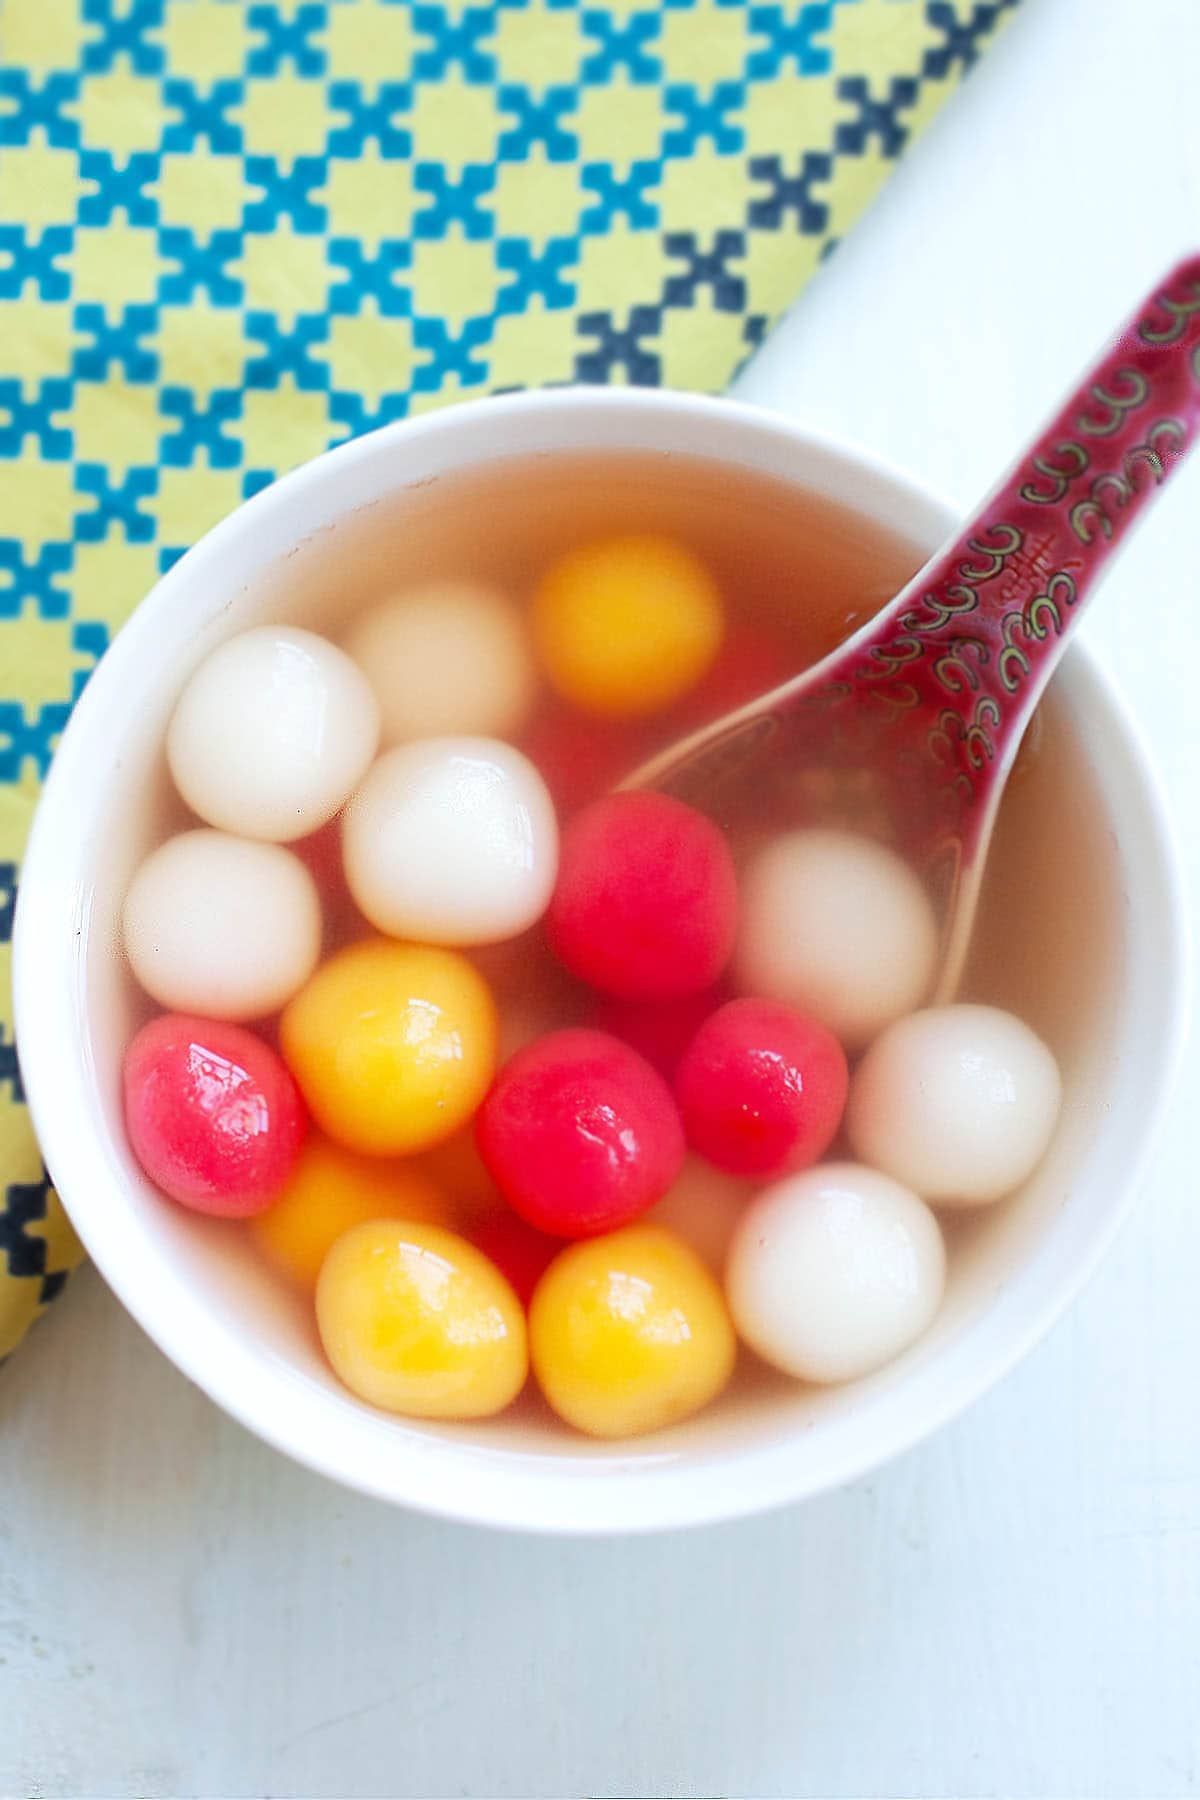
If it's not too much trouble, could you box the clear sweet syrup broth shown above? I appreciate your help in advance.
[243,449,1120,1405]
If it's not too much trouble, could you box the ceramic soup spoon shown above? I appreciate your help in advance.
[629,256,1200,997]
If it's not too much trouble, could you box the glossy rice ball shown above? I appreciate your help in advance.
[123,829,321,1020]
[735,828,938,1050]
[316,1219,528,1419]
[726,1163,946,1383]
[547,792,738,1001]
[343,580,536,745]
[343,737,558,945]
[847,1004,1062,1206]
[167,626,380,841]
[530,1224,736,1437]
[280,939,497,1156]
[533,533,724,718]
[124,1014,307,1218]
[475,1028,685,1238]
[674,997,848,1177]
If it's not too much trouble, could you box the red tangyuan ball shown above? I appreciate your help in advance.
[124,1014,307,1217]
[674,998,848,1178]
[475,1028,685,1237]
[547,792,738,1001]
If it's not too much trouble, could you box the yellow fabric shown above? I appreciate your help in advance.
[0,0,1020,1357]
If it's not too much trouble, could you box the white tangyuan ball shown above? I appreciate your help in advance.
[647,1157,751,1274]
[735,828,938,1050]
[343,737,559,945]
[123,829,321,1020]
[847,1004,1062,1206]
[727,1163,946,1384]
[167,626,380,842]
[344,582,536,745]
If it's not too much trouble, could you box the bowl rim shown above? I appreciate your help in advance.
[14,386,1191,1534]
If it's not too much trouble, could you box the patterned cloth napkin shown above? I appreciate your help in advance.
[0,0,1019,1359]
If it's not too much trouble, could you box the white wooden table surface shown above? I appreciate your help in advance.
[4,2,1199,1794]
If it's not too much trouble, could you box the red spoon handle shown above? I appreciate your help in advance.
[642,258,1200,931]
[849,256,1200,831]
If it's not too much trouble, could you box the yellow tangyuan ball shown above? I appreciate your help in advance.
[530,1225,736,1438]
[280,939,497,1156]
[532,534,723,718]
[250,1135,451,1290]
[316,1219,528,1419]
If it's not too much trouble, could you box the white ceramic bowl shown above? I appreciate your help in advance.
[15,390,1188,1534]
